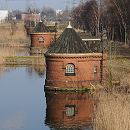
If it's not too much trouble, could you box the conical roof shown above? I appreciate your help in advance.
[33,21,50,33]
[45,24,89,54]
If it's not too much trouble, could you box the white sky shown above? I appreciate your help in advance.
[0,0,80,11]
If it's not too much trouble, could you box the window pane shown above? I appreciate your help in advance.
[66,64,75,74]
[38,37,44,43]
[65,106,75,117]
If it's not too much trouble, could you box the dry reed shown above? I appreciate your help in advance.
[92,54,130,130]
[94,91,130,130]
[0,21,30,46]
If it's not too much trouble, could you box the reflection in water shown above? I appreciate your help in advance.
[0,47,30,56]
[0,66,14,77]
[0,67,47,130]
[45,91,94,130]
[0,112,25,130]
[26,65,45,77]
[0,65,45,78]
[0,65,94,130]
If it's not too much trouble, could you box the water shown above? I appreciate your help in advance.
[0,66,93,130]
[0,67,48,130]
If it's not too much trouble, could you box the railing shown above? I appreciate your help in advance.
[82,39,101,41]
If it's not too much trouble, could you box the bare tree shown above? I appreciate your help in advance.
[41,6,56,21]
[72,0,99,36]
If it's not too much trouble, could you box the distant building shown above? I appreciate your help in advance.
[30,21,56,48]
[44,23,107,90]
[22,12,41,35]
[0,10,8,23]
[21,12,40,23]
[56,9,63,16]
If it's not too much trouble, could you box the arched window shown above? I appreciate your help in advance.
[38,37,44,43]
[65,63,75,76]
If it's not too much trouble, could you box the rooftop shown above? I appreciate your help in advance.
[46,23,90,54]
[32,21,50,33]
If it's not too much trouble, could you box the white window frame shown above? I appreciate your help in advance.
[65,63,75,76]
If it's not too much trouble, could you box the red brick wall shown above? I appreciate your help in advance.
[45,91,93,128]
[45,54,107,89]
[30,33,55,47]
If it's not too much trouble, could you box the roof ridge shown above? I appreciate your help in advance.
[33,21,50,33]
[45,27,90,54]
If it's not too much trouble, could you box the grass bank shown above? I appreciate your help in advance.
[0,56,45,77]
[2,56,45,66]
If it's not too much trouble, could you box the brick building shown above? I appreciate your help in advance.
[30,21,56,48]
[45,91,93,129]
[22,13,40,23]
[44,23,106,90]
[23,12,41,35]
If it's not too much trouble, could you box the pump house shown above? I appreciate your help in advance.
[44,23,106,90]
[30,21,56,48]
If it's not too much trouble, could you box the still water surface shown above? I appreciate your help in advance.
[0,67,93,130]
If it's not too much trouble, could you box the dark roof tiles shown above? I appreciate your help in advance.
[46,25,89,54]
[33,21,50,33]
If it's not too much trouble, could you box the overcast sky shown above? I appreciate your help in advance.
[0,0,80,11]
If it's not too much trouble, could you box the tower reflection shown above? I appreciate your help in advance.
[45,91,94,130]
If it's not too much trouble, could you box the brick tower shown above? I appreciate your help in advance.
[30,21,56,48]
[44,23,106,90]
